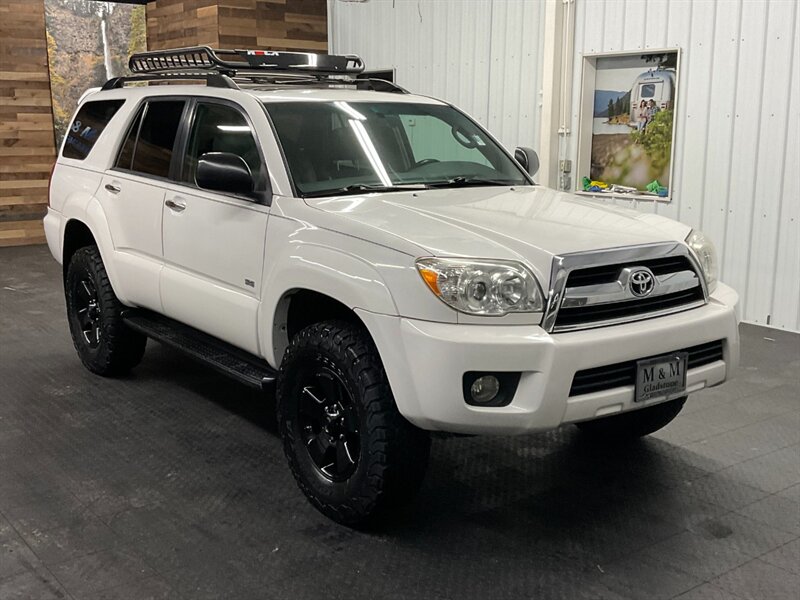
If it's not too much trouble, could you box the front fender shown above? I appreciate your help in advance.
[260,233,398,366]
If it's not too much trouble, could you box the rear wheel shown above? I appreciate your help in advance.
[575,397,686,441]
[65,246,146,376]
[277,320,430,526]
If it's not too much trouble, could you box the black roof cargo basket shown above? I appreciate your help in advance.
[129,46,365,76]
[101,46,407,93]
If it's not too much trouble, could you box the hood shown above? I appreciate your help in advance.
[303,186,691,277]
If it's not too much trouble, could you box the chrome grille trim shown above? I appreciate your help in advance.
[542,242,709,333]
[561,269,700,308]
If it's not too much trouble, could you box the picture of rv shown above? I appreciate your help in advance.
[629,68,676,125]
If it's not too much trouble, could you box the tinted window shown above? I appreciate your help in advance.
[183,102,262,188]
[115,104,145,170]
[63,100,124,160]
[130,100,185,178]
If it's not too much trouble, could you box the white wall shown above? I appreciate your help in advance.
[330,0,800,331]
[329,0,546,152]
[564,0,799,331]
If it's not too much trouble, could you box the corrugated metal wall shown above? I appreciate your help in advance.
[330,0,800,331]
[329,0,546,152]
[565,0,799,331]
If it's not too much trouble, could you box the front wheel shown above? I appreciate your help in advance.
[277,320,430,526]
[575,397,686,441]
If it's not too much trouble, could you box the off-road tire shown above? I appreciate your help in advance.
[277,320,431,526]
[575,397,686,440]
[65,246,146,376]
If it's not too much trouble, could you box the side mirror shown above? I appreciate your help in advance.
[196,152,254,195]
[514,147,539,177]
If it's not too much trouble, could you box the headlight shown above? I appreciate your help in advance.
[685,229,718,292]
[416,258,545,316]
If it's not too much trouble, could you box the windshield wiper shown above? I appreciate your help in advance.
[425,176,519,189]
[304,183,429,198]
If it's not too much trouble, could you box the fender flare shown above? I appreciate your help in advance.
[62,198,129,305]
[260,242,398,366]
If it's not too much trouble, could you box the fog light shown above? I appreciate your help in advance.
[470,375,500,404]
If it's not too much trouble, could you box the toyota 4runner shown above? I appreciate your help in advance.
[44,47,739,525]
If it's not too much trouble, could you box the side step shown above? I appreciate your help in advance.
[122,310,277,390]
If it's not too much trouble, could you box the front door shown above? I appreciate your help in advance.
[160,100,269,355]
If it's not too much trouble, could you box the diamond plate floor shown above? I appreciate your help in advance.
[1,245,798,600]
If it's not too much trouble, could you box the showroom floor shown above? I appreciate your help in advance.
[0,245,798,600]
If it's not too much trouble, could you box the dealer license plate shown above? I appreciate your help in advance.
[635,352,688,403]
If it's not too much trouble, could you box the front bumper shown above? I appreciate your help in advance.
[359,283,739,435]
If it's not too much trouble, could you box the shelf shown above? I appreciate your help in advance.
[573,190,671,203]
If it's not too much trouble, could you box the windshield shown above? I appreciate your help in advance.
[263,100,530,197]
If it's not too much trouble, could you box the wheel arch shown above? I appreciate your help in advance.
[60,198,128,304]
[62,219,96,279]
[259,239,400,366]
[269,288,372,367]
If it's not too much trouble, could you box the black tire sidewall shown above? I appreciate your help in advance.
[66,248,109,367]
[276,320,430,525]
[65,246,144,375]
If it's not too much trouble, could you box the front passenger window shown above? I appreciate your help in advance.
[183,103,262,190]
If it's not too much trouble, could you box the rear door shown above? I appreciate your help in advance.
[160,98,270,354]
[101,98,188,311]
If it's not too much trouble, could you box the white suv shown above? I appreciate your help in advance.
[44,47,739,525]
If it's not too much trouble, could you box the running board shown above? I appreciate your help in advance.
[122,310,277,390]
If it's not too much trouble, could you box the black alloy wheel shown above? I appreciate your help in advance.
[277,320,431,526]
[296,361,361,481]
[73,276,102,348]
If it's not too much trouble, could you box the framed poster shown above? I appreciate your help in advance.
[45,0,147,148]
[575,49,680,201]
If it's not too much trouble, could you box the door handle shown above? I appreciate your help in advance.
[165,199,186,212]
[104,183,121,194]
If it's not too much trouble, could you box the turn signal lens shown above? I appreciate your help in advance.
[419,267,441,296]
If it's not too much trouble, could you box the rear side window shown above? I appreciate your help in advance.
[115,100,185,178]
[63,100,124,160]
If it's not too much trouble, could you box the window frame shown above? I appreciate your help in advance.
[110,96,191,184]
[173,97,271,205]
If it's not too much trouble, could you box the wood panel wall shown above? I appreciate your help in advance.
[218,0,327,51]
[146,0,327,52]
[146,0,221,50]
[0,0,55,247]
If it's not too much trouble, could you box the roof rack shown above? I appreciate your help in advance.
[129,46,364,76]
[101,46,407,94]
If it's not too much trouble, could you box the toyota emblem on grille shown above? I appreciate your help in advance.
[629,268,656,297]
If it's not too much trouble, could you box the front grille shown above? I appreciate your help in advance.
[566,256,694,287]
[569,340,724,397]
[552,254,704,331]
[555,287,705,328]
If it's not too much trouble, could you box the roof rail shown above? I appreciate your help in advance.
[101,47,408,94]
[101,72,236,91]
